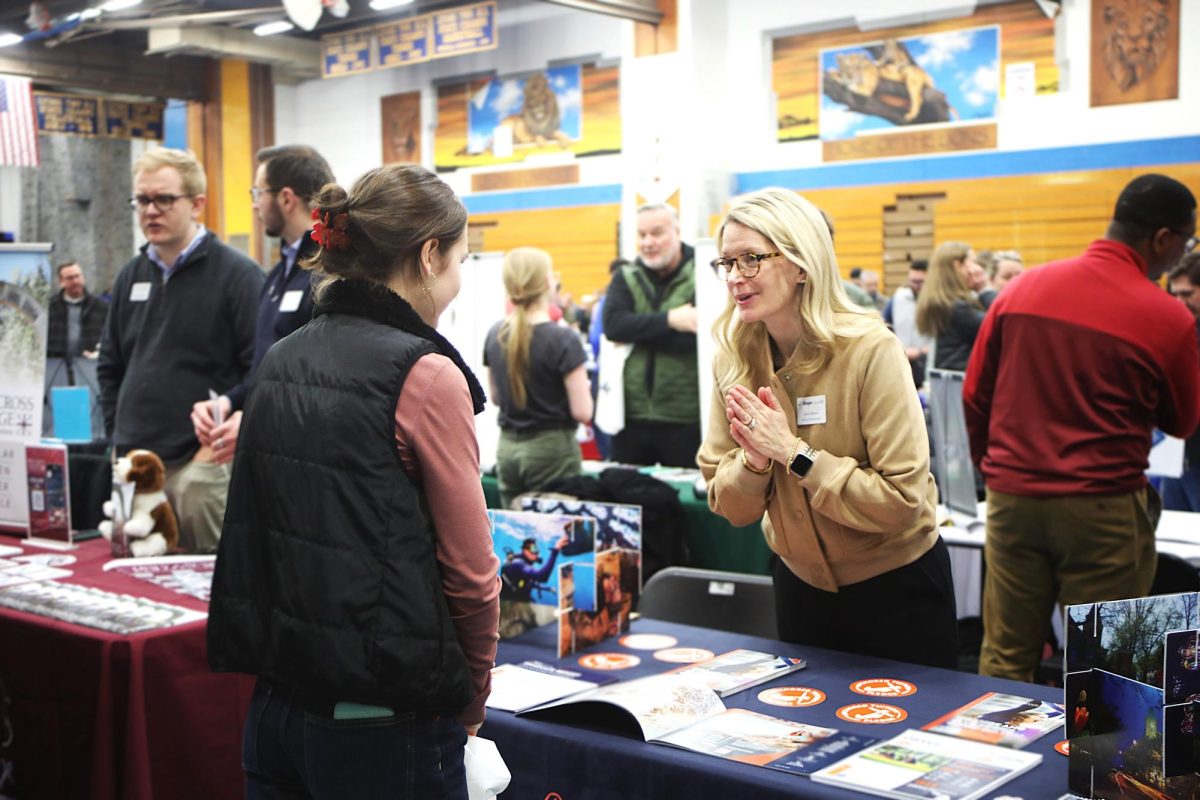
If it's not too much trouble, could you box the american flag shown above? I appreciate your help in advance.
[0,74,39,167]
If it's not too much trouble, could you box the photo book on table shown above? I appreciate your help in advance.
[486,659,619,713]
[922,691,1064,749]
[654,708,878,776]
[810,728,1042,800]
[668,648,807,698]
[518,671,877,775]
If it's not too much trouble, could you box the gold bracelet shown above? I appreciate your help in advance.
[740,448,772,475]
[785,437,803,470]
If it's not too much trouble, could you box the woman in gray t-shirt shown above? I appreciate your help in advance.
[484,247,594,508]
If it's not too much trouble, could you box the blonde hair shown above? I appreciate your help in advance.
[132,148,207,196]
[712,188,880,391]
[916,241,979,338]
[499,247,553,409]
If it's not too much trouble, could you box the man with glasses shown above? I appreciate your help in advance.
[964,173,1200,682]
[601,203,700,467]
[98,148,263,553]
[190,145,334,466]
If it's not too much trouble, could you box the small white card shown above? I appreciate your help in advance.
[1005,61,1036,100]
[279,290,304,313]
[129,282,151,302]
[796,395,826,426]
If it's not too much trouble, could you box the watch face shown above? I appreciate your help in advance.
[789,451,814,478]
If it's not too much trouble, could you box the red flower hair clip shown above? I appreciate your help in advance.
[310,207,351,250]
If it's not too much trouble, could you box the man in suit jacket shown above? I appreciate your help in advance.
[191,145,334,464]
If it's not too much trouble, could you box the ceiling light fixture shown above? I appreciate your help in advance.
[0,32,23,47]
[99,0,143,11]
[79,8,102,20]
[368,0,416,10]
[253,19,295,36]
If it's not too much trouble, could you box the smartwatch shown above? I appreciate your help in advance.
[789,441,818,478]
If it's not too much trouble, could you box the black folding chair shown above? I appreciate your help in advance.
[638,567,777,639]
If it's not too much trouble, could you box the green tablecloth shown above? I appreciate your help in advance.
[481,471,772,575]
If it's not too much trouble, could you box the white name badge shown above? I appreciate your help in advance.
[129,282,151,302]
[278,290,303,313]
[796,395,827,426]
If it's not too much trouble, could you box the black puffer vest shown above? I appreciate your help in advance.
[208,278,486,713]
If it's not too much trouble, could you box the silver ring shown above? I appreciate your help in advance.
[747,418,757,430]
[216,438,224,449]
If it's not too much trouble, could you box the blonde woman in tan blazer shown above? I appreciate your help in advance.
[697,188,957,668]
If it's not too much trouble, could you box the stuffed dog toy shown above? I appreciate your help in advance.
[99,449,180,557]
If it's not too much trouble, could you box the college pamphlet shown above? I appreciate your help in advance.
[519,672,725,740]
[518,671,873,774]
[655,707,878,775]
[811,728,1042,800]
[669,648,806,698]
[487,660,618,713]
[922,691,1065,749]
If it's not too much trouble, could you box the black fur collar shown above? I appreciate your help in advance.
[314,278,487,415]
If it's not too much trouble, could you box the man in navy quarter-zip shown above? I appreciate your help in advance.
[190,145,334,468]
[98,148,262,554]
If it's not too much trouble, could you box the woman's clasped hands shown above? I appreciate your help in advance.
[725,384,793,471]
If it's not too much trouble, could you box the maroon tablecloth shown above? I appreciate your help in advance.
[0,537,253,800]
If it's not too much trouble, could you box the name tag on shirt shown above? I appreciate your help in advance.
[278,290,303,313]
[129,282,151,302]
[796,395,826,426]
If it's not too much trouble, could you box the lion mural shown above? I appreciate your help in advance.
[498,71,572,148]
[1099,0,1171,91]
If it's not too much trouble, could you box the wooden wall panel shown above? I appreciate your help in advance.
[469,203,621,300]
[769,163,1200,292]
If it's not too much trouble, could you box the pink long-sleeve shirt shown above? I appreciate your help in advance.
[394,353,500,728]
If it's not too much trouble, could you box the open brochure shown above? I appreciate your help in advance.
[669,648,806,698]
[519,672,725,741]
[811,728,1042,800]
[518,672,876,772]
[923,691,1064,749]
[487,660,618,713]
[655,707,878,775]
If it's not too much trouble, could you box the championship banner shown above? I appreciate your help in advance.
[322,1,496,79]
[33,92,164,141]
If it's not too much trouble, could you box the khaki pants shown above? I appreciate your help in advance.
[496,428,581,509]
[979,486,1160,682]
[164,452,231,554]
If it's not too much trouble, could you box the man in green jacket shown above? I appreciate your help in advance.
[601,203,700,467]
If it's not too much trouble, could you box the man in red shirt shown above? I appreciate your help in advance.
[964,173,1200,682]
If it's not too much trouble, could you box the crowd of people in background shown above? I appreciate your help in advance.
[39,153,1199,796]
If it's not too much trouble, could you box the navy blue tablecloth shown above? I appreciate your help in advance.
[487,619,1066,799]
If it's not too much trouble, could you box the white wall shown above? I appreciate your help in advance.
[274,1,626,187]
[0,167,21,240]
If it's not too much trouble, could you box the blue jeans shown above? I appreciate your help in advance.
[243,679,468,800]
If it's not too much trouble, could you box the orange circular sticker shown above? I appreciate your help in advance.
[849,678,918,698]
[1055,740,1070,756]
[758,686,827,708]
[577,652,640,670]
[836,702,909,724]
[619,634,678,651]
[653,647,715,663]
